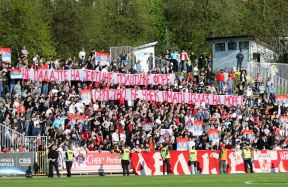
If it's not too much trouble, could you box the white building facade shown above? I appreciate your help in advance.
[206,36,275,71]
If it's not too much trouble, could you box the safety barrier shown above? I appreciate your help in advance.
[247,61,288,95]
[35,151,48,175]
[0,123,25,151]
[24,136,47,152]
[131,150,288,175]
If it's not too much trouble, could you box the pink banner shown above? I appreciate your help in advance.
[14,69,176,85]
[92,89,243,107]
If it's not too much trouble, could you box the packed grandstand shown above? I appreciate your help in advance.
[0,47,287,175]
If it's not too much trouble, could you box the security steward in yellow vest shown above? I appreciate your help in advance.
[242,144,254,173]
[65,146,75,177]
[188,146,197,175]
[161,143,170,175]
[121,144,130,176]
[219,144,227,174]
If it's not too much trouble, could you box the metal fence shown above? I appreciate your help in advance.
[253,62,288,80]
[25,136,48,152]
[0,123,25,151]
[35,151,48,175]
[247,61,288,95]
[110,46,136,70]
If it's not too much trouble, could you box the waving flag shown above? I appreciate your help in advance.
[242,130,255,140]
[0,48,11,67]
[80,89,92,105]
[10,69,22,79]
[276,95,288,105]
[191,120,204,136]
[208,129,220,144]
[176,137,188,150]
[95,52,110,66]
[142,122,154,131]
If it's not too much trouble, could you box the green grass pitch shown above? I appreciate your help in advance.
[0,173,287,187]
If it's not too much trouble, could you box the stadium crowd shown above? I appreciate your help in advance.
[0,47,287,156]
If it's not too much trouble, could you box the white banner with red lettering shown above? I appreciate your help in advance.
[131,150,288,175]
[13,69,175,85]
[92,89,243,106]
[58,151,123,173]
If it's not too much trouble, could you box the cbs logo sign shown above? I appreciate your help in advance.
[19,158,32,165]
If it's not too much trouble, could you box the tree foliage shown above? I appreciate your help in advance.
[0,0,55,57]
[0,0,287,58]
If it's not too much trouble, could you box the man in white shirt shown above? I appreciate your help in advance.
[79,48,86,60]
[21,46,28,57]
[74,100,85,114]
[246,86,253,98]
[112,131,120,143]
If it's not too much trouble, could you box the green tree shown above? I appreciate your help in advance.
[0,0,55,59]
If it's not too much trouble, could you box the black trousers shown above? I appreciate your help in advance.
[163,158,170,175]
[121,160,130,176]
[244,159,254,173]
[66,161,73,177]
[48,161,60,177]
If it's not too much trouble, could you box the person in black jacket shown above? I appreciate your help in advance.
[48,144,60,177]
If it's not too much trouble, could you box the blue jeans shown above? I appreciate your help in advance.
[183,61,187,72]
[228,80,234,95]
[255,82,260,92]
[3,85,9,96]
[0,85,3,97]
[42,84,49,97]
[190,161,197,175]
[218,81,224,93]
[9,84,15,96]
[120,60,127,66]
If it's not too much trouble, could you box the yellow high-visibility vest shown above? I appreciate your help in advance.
[243,149,251,159]
[161,148,170,159]
[66,150,74,162]
[189,150,197,161]
[121,148,130,160]
[220,149,227,161]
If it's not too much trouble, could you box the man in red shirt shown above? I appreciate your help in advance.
[216,70,225,93]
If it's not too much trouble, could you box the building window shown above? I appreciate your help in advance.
[239,41,249,50]
[215,43,225,52]
[228,42,236,50]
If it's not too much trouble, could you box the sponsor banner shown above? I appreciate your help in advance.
[92,89,243,107]
[207,129,220,144]
[176,138,188,151]
[278,150,288,172]
[95,52,110,66]
[227,150,245,173]
[15,69,175,85]
[142,122,154,131]
[253,150,279,173]
[10,69,22,79]
[0,153,35,175]
[131,150,283,176]
[0,48,11,64]
[191,120,203,136]
[58,151,122,173]
[242,130,255,141]
[80,89,92,105]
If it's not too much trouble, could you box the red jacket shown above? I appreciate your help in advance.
[216,72,224,82]
[229,72,236,81]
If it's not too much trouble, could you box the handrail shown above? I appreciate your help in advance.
[0,123,25,150]
[247,61,288,95]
